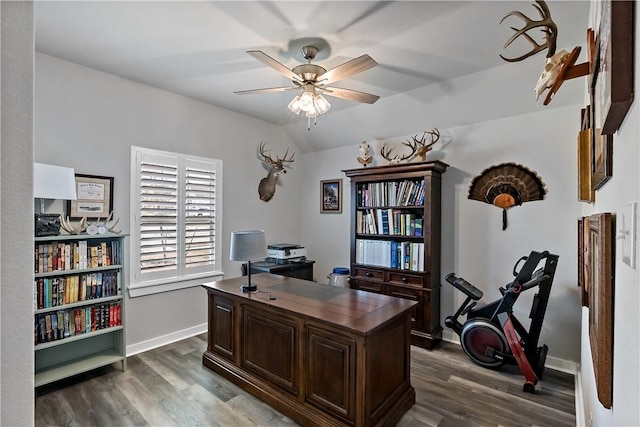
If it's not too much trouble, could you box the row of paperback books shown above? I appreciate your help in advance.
[357,209,423,236]
[356,239,425,271]
[34,271,119,310]
[35,239,122,273]
[357,180,425,207]
[35,302,122,345]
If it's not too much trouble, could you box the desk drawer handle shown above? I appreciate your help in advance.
[366,272,373,277]
[401,277,408,282]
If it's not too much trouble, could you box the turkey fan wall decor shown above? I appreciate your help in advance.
[468,163,547,230]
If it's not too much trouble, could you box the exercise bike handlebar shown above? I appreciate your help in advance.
[445,273,483,300]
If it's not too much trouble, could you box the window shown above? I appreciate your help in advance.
[129,146,223,296]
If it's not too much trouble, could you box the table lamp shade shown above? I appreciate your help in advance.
[33,163,77,201]
[230,230,267,261]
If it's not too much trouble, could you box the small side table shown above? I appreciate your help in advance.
[242,259,315,281]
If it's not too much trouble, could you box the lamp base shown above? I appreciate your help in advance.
[241,284,258,293]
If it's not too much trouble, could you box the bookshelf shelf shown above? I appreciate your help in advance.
[344,161,448,349]
[33,234,127,387]
[34,325,125,350]
[34,348,125,387]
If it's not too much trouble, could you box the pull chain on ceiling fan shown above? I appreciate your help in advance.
[234,45,379,130]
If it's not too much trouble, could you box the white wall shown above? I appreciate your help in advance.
[301,104,583,366]
[578,6,640,425]
[1,1,36,425]
[35,53,303,349]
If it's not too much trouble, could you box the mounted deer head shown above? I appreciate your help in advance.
[258,142,295,202]
[500,0,589,105]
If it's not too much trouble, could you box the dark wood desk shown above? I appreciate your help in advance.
[242,259,314,281]
[202,274,416,427]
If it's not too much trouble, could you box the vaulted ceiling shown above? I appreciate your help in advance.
[35,1,591,152]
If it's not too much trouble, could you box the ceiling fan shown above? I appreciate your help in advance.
[234,45,379,127]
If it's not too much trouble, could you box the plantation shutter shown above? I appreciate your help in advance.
[139,153,179,279]
[184,160,217,272]
[133,148,222,286]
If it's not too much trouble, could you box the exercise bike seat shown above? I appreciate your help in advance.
[445,273,483,300]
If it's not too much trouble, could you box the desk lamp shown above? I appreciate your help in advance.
[230,230,267,292]
[33,163,77,236]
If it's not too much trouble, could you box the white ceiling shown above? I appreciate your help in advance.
[34,1,591,152]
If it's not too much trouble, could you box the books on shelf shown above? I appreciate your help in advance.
[34,239,122,273]
[356,208,424,237]
[356,239,425,271]
[34,271,119,310]
[34,302,122,345]
[356,179,425,208]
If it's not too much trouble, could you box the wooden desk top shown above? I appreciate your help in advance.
[202,273,417,335]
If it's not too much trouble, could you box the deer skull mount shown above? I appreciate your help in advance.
[500,0,589,105]
[258,142,295,202]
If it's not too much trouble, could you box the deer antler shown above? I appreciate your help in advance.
[380,143,399,164]
[399,139,418,162]
[259,142,295,166]
[259,141,276,166]
[500,0,557,62]
[60,216,87,235]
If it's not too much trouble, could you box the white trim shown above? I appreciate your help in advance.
[575,371,586,427]
[126,323,207,356]
[127,272,224,297]
[441,333,579,374]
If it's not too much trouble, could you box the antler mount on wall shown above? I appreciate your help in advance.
[500,0,591,105]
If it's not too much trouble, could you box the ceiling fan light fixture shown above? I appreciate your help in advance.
[299,91,315,112]
[313,94,331,115]
[287,95,302,114]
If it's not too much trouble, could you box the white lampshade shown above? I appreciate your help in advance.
[230,230,267,261]
[33,163,77,200]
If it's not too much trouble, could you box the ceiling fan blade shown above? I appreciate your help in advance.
[234,86,298,95]
[321,86,380,104]
[246,50,301,82]
[319,54,377,85]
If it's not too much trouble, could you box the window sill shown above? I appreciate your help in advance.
[128,271,224,297]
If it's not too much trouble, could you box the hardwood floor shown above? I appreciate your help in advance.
[35,334,575,426]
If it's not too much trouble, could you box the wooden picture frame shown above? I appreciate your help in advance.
[67,174,114,220]
[593,0,634,135]
[577,217,589,307]
[586,212,614,408]
[590,65,613,191]
[320,179,342,214]
[578,107,595,202]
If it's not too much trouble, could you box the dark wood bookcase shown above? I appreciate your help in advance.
[343,161,448,349]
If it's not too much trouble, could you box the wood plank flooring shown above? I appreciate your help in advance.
[35,334,575,427]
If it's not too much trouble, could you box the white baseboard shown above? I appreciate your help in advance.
[126,323,207,357]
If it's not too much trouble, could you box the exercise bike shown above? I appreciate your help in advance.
[444,250,558,393]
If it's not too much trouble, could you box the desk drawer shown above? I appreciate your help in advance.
[388,271,424,288]
[353,267,384,281]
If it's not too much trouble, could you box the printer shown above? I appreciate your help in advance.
[267,243,307,261]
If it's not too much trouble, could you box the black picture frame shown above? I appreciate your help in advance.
[320,179,342,214]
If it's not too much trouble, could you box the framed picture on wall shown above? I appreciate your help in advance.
[586,212,614,409]
[67,174,114,220]
[593,0,634,135]
[320,179,342,214]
